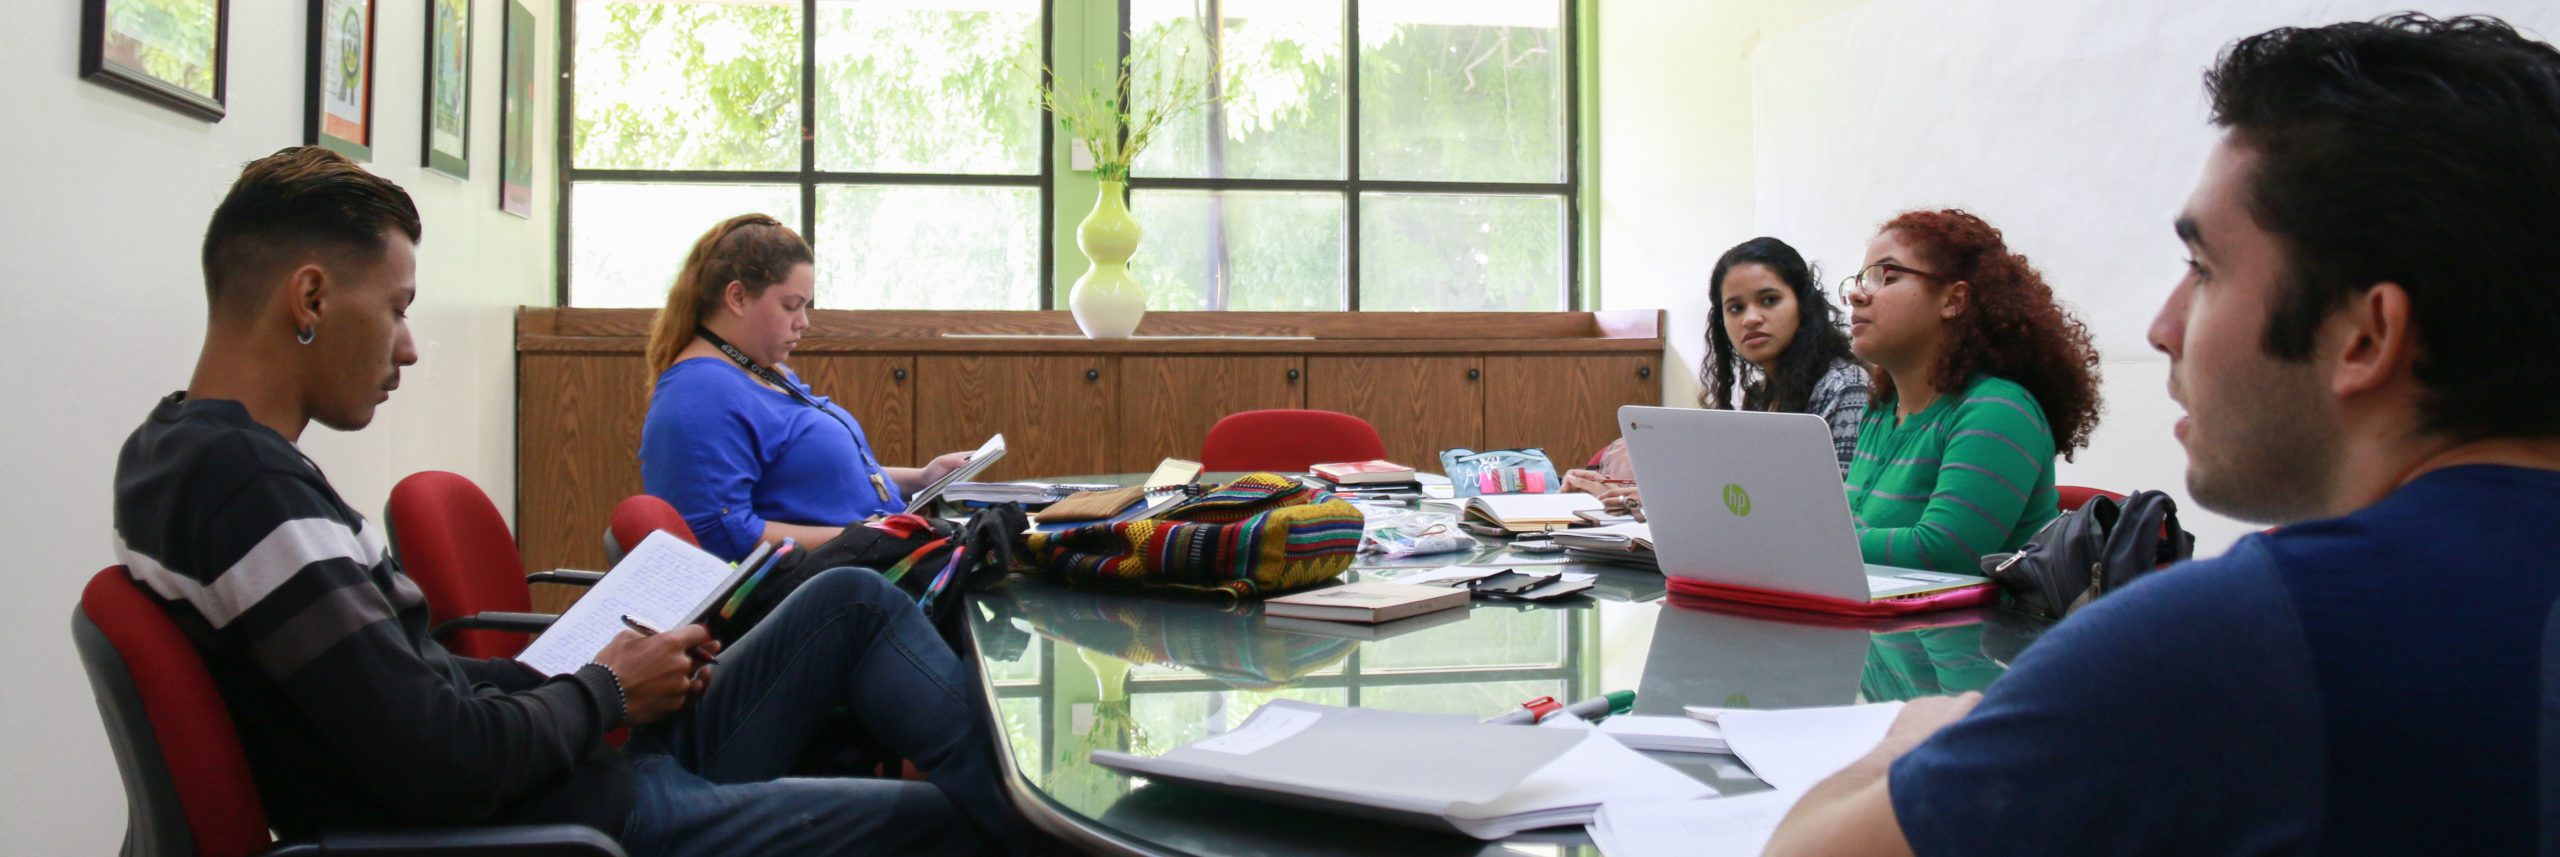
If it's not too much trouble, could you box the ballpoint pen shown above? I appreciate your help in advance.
[620,614,722,665]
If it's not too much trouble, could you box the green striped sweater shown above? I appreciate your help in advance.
[1845,375,2061,574]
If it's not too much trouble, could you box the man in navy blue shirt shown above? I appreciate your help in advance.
[1768,14,2560,856]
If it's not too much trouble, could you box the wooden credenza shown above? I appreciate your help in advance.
[516,308,1665,572]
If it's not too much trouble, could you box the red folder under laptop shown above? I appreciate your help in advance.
[1664,576,1998,618]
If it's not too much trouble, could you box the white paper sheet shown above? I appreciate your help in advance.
[1587,790,1804,857]
[1714,702,1904,791]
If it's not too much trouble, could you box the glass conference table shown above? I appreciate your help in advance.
[955,475,2054,856]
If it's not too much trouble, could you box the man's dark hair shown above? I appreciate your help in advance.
[2207,13,2560,441]
[201,146,422,319]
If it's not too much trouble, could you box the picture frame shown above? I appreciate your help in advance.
[81,0,229,121]
[306,0,377,161]
[423,0,472,178]
[499,0,535,218]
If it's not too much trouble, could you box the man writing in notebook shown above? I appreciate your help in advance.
[1767,14,2560,855]
[111,146,1018,855]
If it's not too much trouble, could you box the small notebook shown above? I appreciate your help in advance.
[516,531,753,676]
[1464,493,1607,534]
[1264,582,1470,624]
[1263,605,1470,641]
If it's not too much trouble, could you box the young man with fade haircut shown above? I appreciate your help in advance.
[112,146,1021,855]
[1765,14,2560,856]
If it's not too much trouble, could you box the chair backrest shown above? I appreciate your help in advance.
[607,494,699,564]
[1200,409,1389,473]
[76,566,274,857]
[386,471,531,659]
[2057,484,2128,513]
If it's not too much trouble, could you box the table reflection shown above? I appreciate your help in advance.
[968,563,2050,855]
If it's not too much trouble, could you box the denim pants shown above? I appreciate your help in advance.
[618,567,1016,856]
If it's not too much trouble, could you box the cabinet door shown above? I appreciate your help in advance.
[1116,356,1305,472]
[1305,355,1483,468]
[1482,354,1662,467]
[914,355,1115,481]
[793,355,917,467]
[517,353,651,574]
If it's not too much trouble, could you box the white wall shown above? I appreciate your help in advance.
[0,0,557,850]
[1601,0,2560,554]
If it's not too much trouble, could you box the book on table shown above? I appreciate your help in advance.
[1309,459,1419,486]
[1262,604,1471,641]
[515,530,753,676]
[1462,493,1607,534]
[1263,582,1470,624]
[1090,700,1714,839]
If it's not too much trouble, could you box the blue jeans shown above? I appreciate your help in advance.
[618,568,1016,856]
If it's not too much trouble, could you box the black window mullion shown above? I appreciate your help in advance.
[1039,2,1056,310]
[554,0,577,307]
[1343,0,1360,311]
[799,0,817,254]
[1563,0,1580,310]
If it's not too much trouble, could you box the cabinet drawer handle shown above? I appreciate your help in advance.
[1637,365,1652,380]
[892,367,908,382]
[1286,368,1301,382]
[1466,368,1480,381]
[1085,368,1101,382]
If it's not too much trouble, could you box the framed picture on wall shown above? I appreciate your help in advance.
[499,0,535,218]
[80,0,229,121]
[423,0,472,178]
[305,0,376,160]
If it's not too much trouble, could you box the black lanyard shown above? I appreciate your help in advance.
[697,327,893,503]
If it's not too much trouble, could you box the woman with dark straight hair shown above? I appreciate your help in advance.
[1569,237,1869,503]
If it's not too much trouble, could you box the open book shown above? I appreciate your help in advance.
[1463,493,1607,534]
[515,531,753,676]
[1091,700,1712,839]
[901,433,1008,514]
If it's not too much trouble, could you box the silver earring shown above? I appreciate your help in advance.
[296,326,316,345]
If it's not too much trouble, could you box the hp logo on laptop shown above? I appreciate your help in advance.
[1722,483,1753,517]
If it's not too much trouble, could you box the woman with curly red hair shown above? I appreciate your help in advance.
[1841,209,2104,574]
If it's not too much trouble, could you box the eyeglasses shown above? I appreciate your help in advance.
[1836,262,1939,303]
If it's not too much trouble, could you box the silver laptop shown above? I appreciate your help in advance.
[1617,406,1988,603]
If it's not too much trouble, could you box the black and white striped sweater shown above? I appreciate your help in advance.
[111,393,632,838]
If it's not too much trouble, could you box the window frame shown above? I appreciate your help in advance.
[1116,0,1583,311]
[553,0,1058,308]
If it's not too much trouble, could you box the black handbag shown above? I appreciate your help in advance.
[1979,490,2196,619]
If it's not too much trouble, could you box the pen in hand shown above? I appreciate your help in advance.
[621,614,721,665]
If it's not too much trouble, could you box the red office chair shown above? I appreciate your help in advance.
[73,567,624,856]
[385,472,597,660]
[602,494,699,566]
[1200,409,1389,472]
[2057,484,2127,513]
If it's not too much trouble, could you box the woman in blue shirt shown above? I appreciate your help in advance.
[638,214,973,560]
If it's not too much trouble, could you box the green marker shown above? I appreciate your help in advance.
[1484,689,1638,725]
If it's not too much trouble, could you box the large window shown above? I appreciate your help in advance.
[1125,0,1578,311]
[557,0,1579,311]
[562,0,1050,308]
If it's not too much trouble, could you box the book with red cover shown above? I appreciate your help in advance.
[1309,459,1420,486]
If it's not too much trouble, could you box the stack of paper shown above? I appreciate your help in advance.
[1551,522,1656,568]
[1091,700,1714,839]
[941,481,1117,504]
[1588,790,1805,857]
[1595,715,1727,754]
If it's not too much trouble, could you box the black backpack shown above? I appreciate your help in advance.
[1980,490,2196,619]
[704,503,1031,646]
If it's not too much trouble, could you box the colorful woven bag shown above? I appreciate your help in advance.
[1024,473,1363,598]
